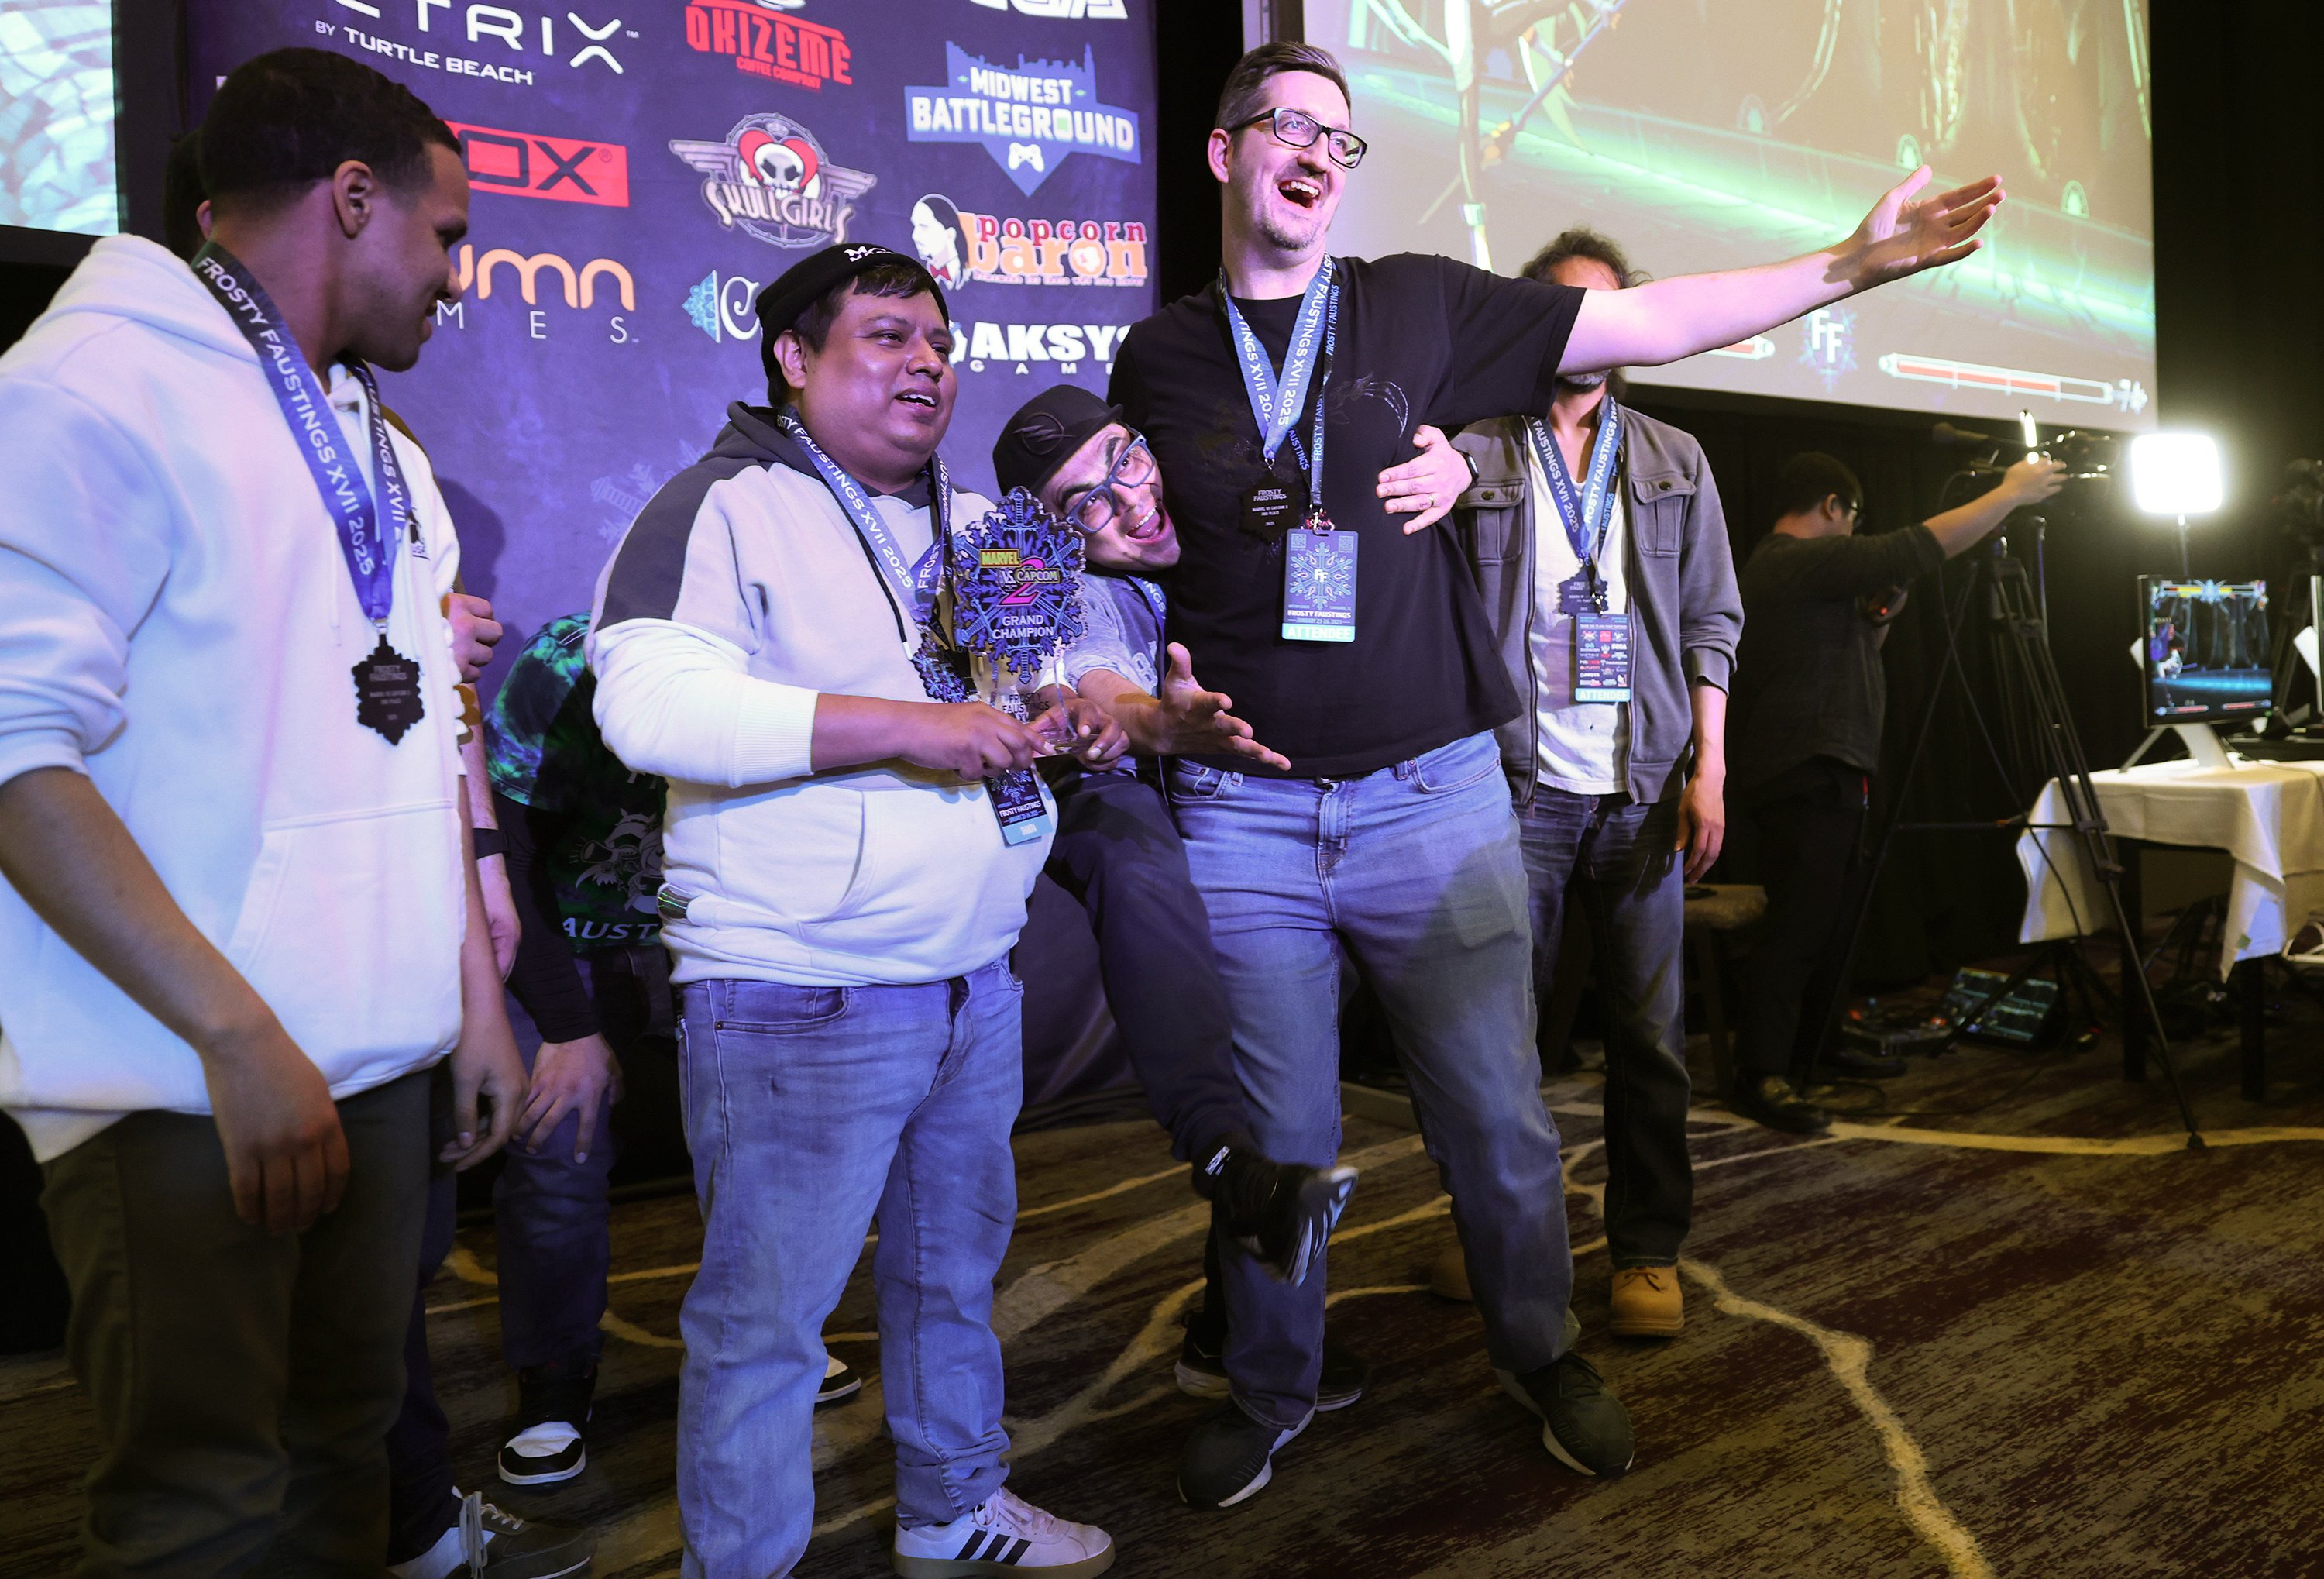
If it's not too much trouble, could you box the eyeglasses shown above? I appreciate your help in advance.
[1226,106,1367,170]
[1063,434,1158,535]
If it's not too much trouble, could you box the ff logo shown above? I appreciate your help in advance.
[909,194,1146,290]
[669,112,875,249]
[449,122,630,206]
[684,0,851,89]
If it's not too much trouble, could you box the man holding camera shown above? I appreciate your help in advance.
[1728,449,2066,1132]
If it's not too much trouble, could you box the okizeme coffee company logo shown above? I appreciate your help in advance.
[669,112,875,249]
[682,0,852,89]
[905,43,1140,196]
[909,194,1147,291]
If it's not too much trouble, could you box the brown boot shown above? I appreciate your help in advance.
[1609,1266,1683,1337]
[1428,1240,1473,1302]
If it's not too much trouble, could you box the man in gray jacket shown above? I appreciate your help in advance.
[1453,229,1742,1340]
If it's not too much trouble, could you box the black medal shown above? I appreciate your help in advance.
[1239,459,1309,542]
[352,634,427,745]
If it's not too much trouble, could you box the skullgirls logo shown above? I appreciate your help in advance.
[683,0,852,89]
[909,193,1146,290]
[668,112,875,249]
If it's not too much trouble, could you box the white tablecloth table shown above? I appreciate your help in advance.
[2016,757,2324,979]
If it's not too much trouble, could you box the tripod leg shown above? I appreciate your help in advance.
[2119,841,2146,1079]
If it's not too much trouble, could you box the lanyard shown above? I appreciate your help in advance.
[191,243,408,628]
[775,409,951,629]
[1220,259,1337,474]
[1527,399,1624,578]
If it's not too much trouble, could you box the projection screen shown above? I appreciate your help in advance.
[1308,0,2156,428]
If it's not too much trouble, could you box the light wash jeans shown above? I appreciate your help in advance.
[1168,730,1573,1433]
[674,960,1023,1579]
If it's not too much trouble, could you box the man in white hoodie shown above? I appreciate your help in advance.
[0,49,525,1574]
[590,245,1115,1578]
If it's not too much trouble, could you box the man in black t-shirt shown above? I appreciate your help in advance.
[1729,450,2064,1134]
[1112,40,2007,1506]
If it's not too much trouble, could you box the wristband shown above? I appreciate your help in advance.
[472,825,508,860]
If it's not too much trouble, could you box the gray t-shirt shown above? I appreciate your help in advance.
[1730,524,1945,794]
[1060,569,1166,780]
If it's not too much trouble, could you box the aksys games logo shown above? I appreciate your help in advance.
[669,112,876,249]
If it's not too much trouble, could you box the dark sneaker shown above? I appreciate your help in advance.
[1827,1044,1906,1078]
[1730,1075,1833,1135]
[1178,1401,1314,1509]
[1174,1325,1367,1412]
[892,1488,1113,1577]
[384,1491,594,1579]
[817,1352,864,1405]
[1199,1142,1358,1285]
[497,1363,596,1487]
[1498,1353,1635,1479]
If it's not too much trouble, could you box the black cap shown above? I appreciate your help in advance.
[752,243,948,391]
[992,384,1122,500]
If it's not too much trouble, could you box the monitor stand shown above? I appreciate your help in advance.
[2123,721,2236,772]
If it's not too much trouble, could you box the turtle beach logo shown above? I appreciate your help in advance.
[668,112,875,249]
[909,193,1147,290]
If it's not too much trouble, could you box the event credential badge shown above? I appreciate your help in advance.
[950,488,1088,845]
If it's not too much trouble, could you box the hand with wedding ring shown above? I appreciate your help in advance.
[1376,425,1475,535]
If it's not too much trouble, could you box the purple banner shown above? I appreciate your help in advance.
[185,0,1160,1107]
[185,0,1158,682]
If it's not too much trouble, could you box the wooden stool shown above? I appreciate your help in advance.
[1683,883,1765,1098]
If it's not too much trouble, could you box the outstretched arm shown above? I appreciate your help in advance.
[1561,169,2003,374]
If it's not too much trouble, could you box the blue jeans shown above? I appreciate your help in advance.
[1169,731,1572,1432]
[1517,787,1693,1266]
[675,961,1023,1579]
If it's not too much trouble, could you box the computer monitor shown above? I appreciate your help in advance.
[2139,577,2274,724]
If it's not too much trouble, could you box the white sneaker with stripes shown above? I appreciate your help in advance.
[891,1488,1114,1577]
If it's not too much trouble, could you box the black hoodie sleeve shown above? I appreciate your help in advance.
[497,788,600,1043]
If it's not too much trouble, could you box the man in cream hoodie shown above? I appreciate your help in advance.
[590,245,1114,1579]
[0,50,525,1573]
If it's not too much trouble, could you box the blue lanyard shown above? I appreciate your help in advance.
[775,409,951,628]
[1221,259,1337,477]
[1527,400,1624,575]
[191,243,407,626]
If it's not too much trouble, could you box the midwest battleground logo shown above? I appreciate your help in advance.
[669,113,876,249]
[906,43,1141,195]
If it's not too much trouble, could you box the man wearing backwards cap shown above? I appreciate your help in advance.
[588,243,1115,1579]
[992,384,1474,1405]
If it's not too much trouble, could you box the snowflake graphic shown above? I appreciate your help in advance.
[1288,542,1355,610]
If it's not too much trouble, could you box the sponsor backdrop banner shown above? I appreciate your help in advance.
[185,0,1158,1106]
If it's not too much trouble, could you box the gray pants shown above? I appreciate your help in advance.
[40,1068,432,1577]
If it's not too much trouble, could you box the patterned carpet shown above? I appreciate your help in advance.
[7,982,2324,1578]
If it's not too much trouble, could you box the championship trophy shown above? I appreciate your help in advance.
[947,487,1088,845]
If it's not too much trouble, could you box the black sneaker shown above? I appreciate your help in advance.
[1198,1143,1358,1285]
[1729,1075,1833,1135]
[1177,1402,1312,1509]
[497,1363,596,1487]
[1497,1352,1635,1479]
[385,1491,594,1578]
[1174,1325,1367,1412]
[817,1352,864,1405]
